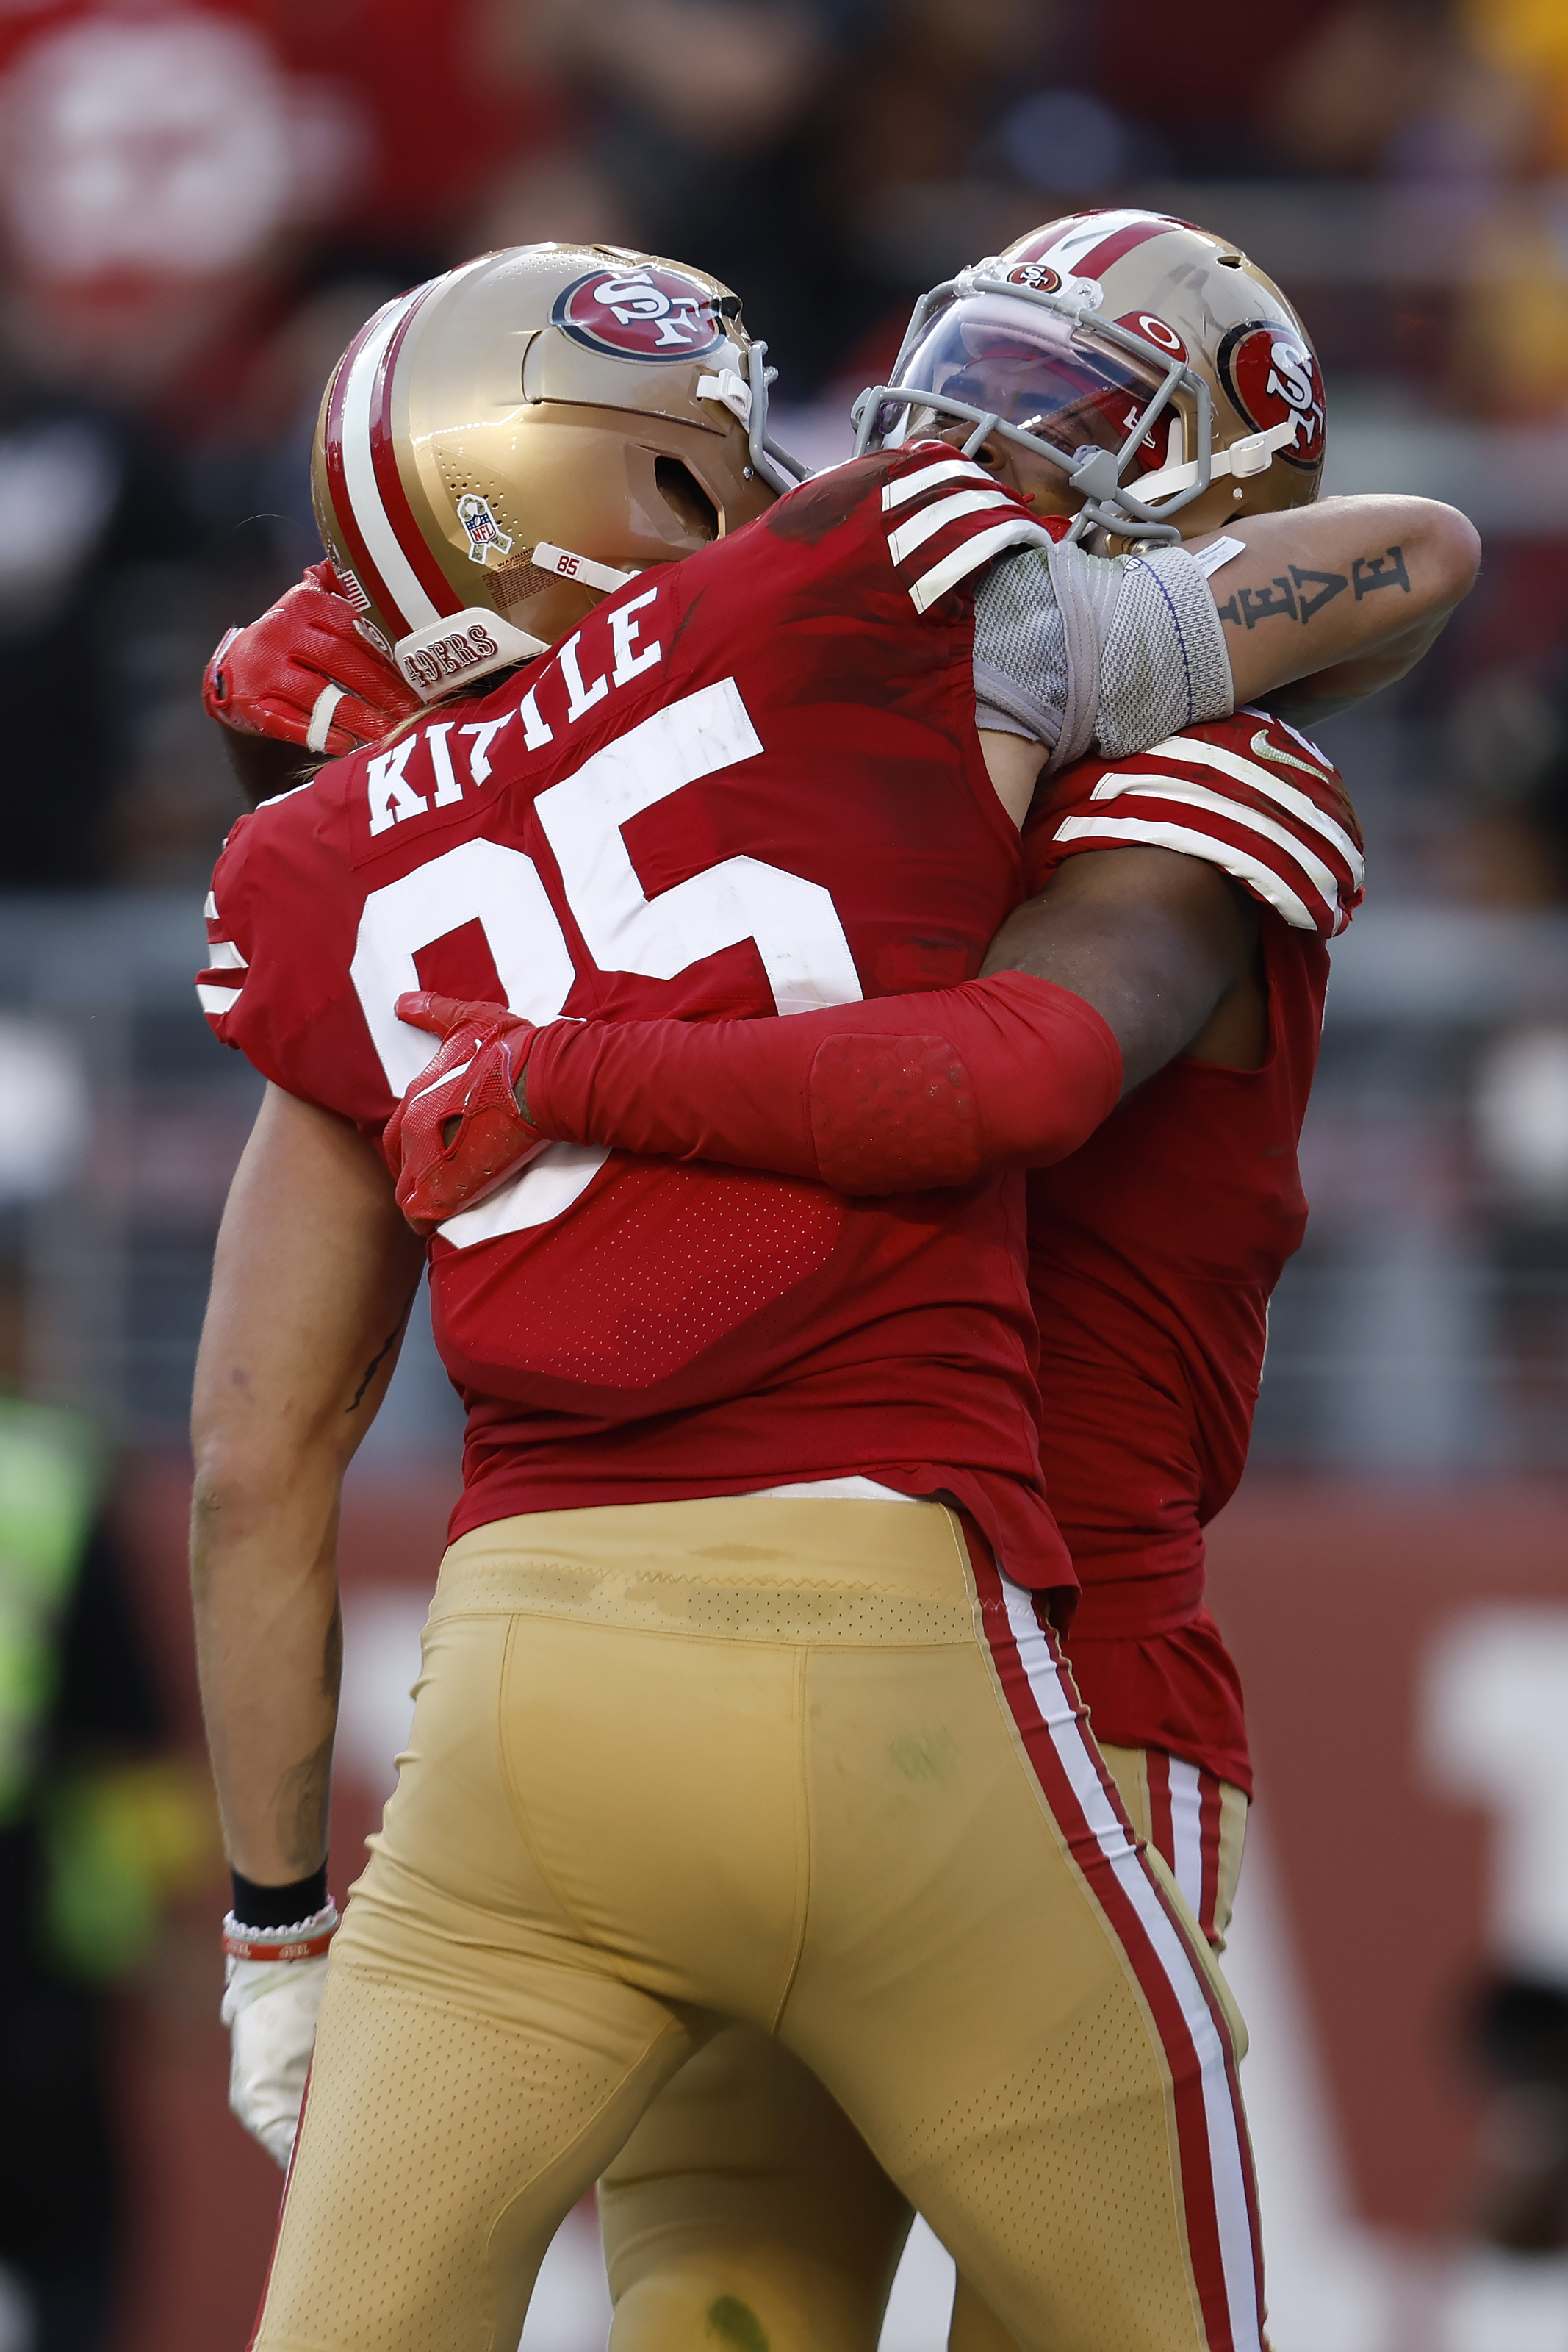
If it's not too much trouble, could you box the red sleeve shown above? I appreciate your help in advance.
[195,815,257,1045]
[195,782,397,1138]
[876,441,1060,615]
[525,970,1122,1194]
[1024,709,1364,938]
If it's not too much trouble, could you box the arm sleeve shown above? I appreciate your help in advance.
[523,970,1122,1196]
[974,541,1234,771]
[874,445,1231,764]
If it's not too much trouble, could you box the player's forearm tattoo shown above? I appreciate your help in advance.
[346,1282,420,1412]
[1351,546,1411,598]
[274,1732,333,1874]
[1216,545,1409,631]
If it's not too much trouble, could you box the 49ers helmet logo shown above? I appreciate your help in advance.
[1219,323,1326,469]
[551,267,725,362]
[1004,261,1062,293]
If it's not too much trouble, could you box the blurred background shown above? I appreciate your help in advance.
[1,0,1567,2345]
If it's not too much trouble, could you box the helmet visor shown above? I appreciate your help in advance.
[896,293,1177,470]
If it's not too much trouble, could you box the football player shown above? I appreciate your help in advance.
[192,226,1475,2352]
[394,699,1353,2352]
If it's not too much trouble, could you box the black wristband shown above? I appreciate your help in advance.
[230,1866,328,1931]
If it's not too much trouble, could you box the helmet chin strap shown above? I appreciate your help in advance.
[1065,412,1299,543]
[1131,415,1300,505]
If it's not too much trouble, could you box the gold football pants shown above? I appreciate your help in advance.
[254,1499,1264,2352]
[600,1745,1250,2352]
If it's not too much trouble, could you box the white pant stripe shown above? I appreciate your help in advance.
[1167,1756,1208,1924]
[1001,1580,1264,2352]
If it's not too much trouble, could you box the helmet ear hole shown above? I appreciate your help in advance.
[655,456,719,542]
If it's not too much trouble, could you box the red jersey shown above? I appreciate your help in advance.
[200,446,1082,1590]
[1026,709,1364,1790]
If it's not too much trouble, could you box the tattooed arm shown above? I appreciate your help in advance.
[190,1084,423,1885]
[1188,493,1481,712]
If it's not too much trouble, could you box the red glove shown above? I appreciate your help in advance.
[385,994,549,1236]
[202,562,420,756]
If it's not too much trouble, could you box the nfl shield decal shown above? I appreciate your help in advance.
[456,492,514,565]
[551,267,725,362]
[1218,323,1326,469]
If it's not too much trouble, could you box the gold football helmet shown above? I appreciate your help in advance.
[312,243,805,699]
[852,209,1326,543]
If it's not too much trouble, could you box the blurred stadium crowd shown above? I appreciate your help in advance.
[2,4,1568,2348]
[0,0,1566,895]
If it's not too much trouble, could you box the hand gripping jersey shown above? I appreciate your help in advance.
[201,446,1116,1593]
[1026,708,1364,1790]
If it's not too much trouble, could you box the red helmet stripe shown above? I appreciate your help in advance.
[1071,213,1182,281]
[368,281,464,623]
[323,297,417,636]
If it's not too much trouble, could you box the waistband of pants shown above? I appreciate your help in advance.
[431,1496,982,1646]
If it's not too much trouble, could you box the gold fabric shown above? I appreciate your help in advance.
[255,1498,1250,2352]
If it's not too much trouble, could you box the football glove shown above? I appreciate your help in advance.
[220,1904,339,2169]
[202,562,420,757]
[386,992,548,1236]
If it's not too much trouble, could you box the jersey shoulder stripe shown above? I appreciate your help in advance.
[1030,712,1364,937]
[1084,773,1351,908]
[909,514,1060,614]
[198,836,254,1037]
[885,484,1014,566]
[1135,735,1365,883]
[196,934,248,1019]
[877,441,1058,613]
[1051,809,1323,933]
[881,454,991,511]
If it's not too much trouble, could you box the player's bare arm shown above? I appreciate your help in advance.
[190,1084,422,1885]
[1189,495,1479,709]
[979,846,1262,1084]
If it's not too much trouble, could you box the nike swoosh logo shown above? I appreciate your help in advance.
[1249,728,1330,781]
[409,1053,474,1105]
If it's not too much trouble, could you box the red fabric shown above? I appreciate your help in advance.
[1136,1747,1229,1946]
[1028,709,1345,1793]
[522,970,1121,1192]
[201,446,1074,1598]
[203,563,418,755]
[1067,1614,1253,1796]
[1039,703,1363,940]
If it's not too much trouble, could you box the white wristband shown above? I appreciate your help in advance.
[221,1901,339,1963]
